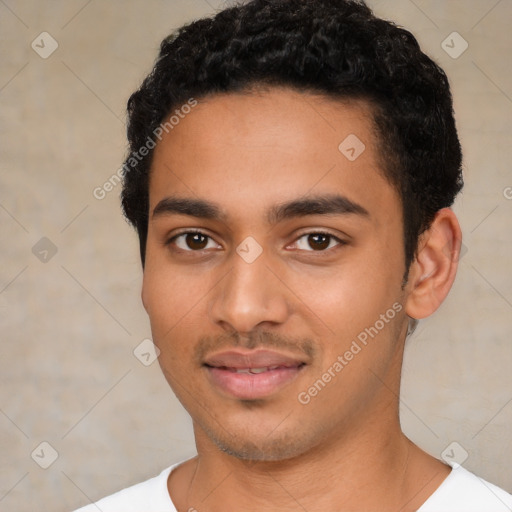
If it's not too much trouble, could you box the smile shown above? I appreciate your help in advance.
[202,349,309,399]
[222,365,294,374]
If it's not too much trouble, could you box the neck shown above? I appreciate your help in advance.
[168,339,449,511]
[170,411,450,512]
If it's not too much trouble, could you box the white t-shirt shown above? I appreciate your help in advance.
[73,460,512,512]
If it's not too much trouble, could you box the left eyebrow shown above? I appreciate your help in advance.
[267,194,370,224]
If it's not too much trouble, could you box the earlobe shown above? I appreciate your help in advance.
[405,208,462,320]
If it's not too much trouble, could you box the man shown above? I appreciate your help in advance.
[75,0,512,510]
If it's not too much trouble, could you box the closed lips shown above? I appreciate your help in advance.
[203,349,308,370]
[211,364,305,374]
[203,350,308,399]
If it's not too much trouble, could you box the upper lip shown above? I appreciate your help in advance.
[203,349,307,369]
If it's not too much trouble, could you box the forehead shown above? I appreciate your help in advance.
[153,87,377,161]
[148,87,398,223]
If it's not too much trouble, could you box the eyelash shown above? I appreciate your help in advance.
[166,229,346,253]
[166,229,219,252]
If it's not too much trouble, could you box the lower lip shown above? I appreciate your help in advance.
[206,366,304,400]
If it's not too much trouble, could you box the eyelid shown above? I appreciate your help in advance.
[287,230,347,251]
[164,228,347,253]
[166,228,222,250]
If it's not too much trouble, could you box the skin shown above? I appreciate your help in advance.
[142,87,462,511]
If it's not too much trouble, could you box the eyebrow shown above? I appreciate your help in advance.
[267,194,369,224]
[152,194,369,223]
[152,197,226,221]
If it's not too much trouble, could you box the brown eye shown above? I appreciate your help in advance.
[169,231,220,252]
[307,233,330,250]
[292,232,343,252]
[185,233,208,250]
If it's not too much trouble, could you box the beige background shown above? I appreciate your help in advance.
[0,1,511,510]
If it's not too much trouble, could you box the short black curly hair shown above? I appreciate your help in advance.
[121,0,463,274]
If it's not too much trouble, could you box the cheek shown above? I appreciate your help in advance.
[142,251,205,343]
[284,251,399,336]
[143,268,201,387]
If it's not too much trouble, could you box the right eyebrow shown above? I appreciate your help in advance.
[152,197,227,222]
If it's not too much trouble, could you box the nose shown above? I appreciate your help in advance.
[208,250,290,334]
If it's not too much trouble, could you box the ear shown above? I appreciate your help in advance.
[405,208,462,320]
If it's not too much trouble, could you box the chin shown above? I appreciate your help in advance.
[217,438,304,462]
[202,422,318,463]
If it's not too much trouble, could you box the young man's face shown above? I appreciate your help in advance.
[143,87,412,461]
